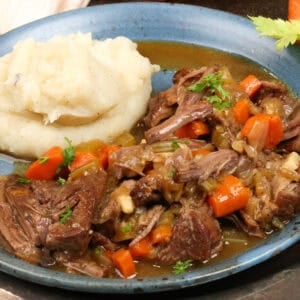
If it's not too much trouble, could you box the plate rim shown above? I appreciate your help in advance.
[0,2,299,293]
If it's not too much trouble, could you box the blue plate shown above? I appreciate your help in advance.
[0,2,299,294]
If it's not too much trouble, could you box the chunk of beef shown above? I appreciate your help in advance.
[109,145,155,179]
[281,104,300,143]
[252,80,289,104]
[91,232,118,251]
[175,149,239,184]
[145,101,213,144]
[5,177,49,246]
[55,253,112,278]
[172,67,207,85]
[157,201,223,264]
[275,183,300,218]
[272,152,300,219]
[279,135,300,153]
[144,67,217,144]
[0,177,42,263]
[130,147,189,206]
[46,170,106,255]
[92,176,121,225]
[31,180,62,205]
[144,67,208,128]
[226,213,265,238]
[144,85,178,128]
[130,175,162,206]
[129,205,165,247]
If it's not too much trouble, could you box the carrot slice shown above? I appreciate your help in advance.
[233,99,250,125]
[288,0,300,20]
[150,225,172,245]
[98,144,121,170]
[192,149,212,157]
[25,146,64,180]
[176,120,210,139]
[129,237,152,259]
[239,75,262,97]
[266,114,284,149]
[208,175,250,217]
[68,151,97,172]
[111,248,136,278]
[241,113,283,150]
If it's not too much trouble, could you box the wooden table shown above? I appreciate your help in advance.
[0,1,298,299]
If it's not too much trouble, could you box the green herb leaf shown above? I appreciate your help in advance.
[59,205,72,224]
[57,177,66,185]
[39,156,49,164]
[57,137,75,173]
[206,95,232,110]
[188,72,232,110]
[16,177,32,184]
[169,167,175,178]
[172,140,180,151]
[249,16,300,50]
[173,259,193,275]
[121,224,132,233]
[95,248,102,255]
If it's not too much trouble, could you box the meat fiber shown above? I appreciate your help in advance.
[157,201,222,264]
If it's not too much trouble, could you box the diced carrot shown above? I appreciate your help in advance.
[25,146,64,180]
[98,144,121,170]
[233,99,250,125]
[111,248,136,278]
[104,250,114,260]
[129,236,152,259]
[241,113,283,150]
[192,149,212,157]
[288,0,300,20]
[150,224,172,245]
[176,120,210,139]
[146,169,156,175]
[68,151,97,172]
[239,75,262,97]
[267,114,284,149]
[208,175,250,217]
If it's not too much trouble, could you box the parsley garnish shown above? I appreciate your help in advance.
[172,140,180,151]
[59,205,72,223]
[95,248,102,255]
[169,167,175,178]
[39,156,49,164]
[121,224,132,233]
[173,260,193,275]
[171,140,189,151]
[16,177,32,184]
[206,95,232,110]
[188,72,232,110]
[57,137,75,173]
[249,16,300,50]
[57,177,66,185]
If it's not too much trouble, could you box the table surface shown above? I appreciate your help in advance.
[0,1,299,299]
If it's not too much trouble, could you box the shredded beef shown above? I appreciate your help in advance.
[109,144,155,179]
[275,183,300,218]
[175,149,239,184]
[145,101,213,144]
[129,205,165,247]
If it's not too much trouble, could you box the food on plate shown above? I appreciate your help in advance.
[0,42,299,279]
[0,33,159,158]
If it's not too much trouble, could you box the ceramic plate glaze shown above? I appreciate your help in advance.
[0,2,299,294]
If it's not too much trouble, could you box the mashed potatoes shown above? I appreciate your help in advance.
[0,33,159,157]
